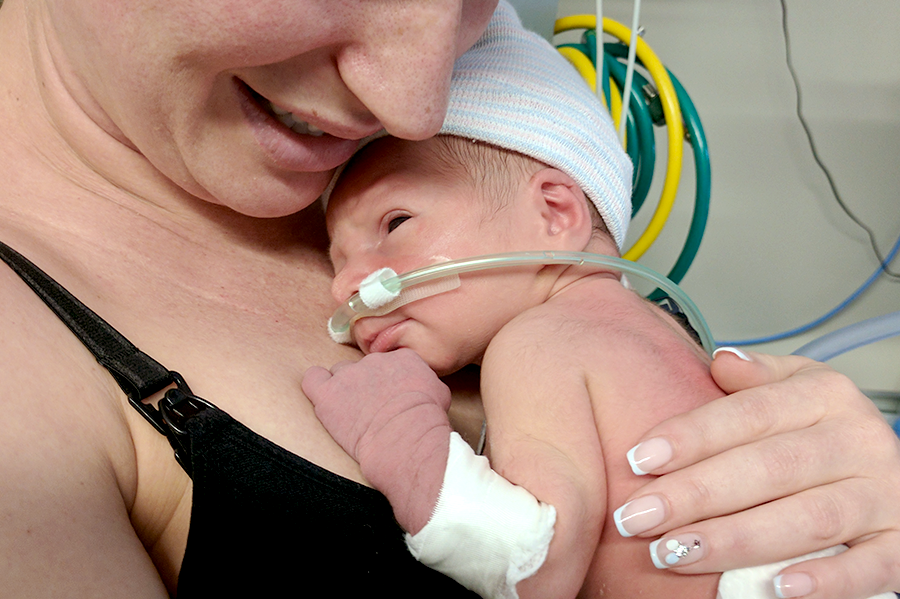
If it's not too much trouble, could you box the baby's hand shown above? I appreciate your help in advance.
[302,348,452,533]
[302,348,451,460]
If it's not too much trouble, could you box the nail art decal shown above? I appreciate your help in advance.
[649,535,705,569]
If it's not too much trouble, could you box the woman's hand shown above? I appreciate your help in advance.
[614,349,900,599]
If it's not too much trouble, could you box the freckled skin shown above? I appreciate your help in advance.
[0,0,497,594]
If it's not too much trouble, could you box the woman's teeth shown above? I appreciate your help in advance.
[268,102,324,137]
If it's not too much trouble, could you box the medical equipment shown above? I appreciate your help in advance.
[327,251,716,357]
[553,17,711,300]
[550,3,900,433]
[555,15,684,264]
[721,231,900,348]
[793,311,900,363]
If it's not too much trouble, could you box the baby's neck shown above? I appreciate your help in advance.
[542,234,622,299]
[583,233,620,257]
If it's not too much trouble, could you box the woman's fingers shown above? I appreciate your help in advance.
[616,414,892,538]
[710,348,813,393]
[618,350,900,597]
[634,475,896,571]
[784,532,900,599]
[627,357,881,477]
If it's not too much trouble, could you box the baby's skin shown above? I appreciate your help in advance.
[303,274,725,598]
[303,134,724,597]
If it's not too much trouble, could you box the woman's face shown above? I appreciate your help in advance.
[42,0,498,216]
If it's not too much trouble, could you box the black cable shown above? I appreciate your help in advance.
[780,0,900,280]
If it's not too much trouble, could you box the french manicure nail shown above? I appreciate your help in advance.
[613,495,666,537]
[649,533,707,569]
[627,437,673,475]
[712,346,751,361]
[773,573,814,598]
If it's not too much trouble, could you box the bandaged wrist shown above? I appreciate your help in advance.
[405,432,556,599]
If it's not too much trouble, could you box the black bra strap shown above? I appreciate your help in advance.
[0,240,219,475]
[0,241,176,431]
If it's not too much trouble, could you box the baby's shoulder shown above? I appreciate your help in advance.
[508,280,653,345]
[519,280,712,380]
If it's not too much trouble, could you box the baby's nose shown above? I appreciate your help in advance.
[331,263,370,305]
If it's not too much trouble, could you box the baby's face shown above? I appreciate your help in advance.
[326,137,550,375]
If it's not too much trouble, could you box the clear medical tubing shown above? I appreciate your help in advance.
[554,15,684,262]
[792,310,900,363]
[328,251,716,356]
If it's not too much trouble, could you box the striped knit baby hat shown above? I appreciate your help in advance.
[440,0,632,249]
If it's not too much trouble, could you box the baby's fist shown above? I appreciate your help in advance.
[301,349,451,462]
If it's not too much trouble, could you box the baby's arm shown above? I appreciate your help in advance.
[479,318,608,599]
[301,348,451,535]
[303,347,566,599]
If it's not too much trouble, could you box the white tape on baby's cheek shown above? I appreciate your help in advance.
[405,432,556,599]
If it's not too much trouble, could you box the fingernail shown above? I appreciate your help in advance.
[773,573,814,598]
[627,437,673,475]
[613,495,666,537]
[649,533,707,569]
[712,346,751,361]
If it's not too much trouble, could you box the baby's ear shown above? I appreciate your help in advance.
[527,167,593,248]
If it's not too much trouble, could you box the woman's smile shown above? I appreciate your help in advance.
[234,78,366,172]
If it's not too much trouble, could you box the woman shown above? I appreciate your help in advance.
[0,0,896,596]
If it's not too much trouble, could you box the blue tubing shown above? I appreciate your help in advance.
[793,310,900,362]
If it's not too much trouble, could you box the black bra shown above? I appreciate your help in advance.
[0,240,477,597]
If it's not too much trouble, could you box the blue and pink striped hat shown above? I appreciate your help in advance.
[324,1,632,249]
[440,0,632,249]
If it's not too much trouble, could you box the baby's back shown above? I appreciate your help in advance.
[536,277,723,597]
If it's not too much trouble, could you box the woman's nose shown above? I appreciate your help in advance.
[340,1,496,140]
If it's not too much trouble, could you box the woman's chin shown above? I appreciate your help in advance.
[202,168,334,218]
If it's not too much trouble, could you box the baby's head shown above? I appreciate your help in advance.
[325,132,605,374]
[327,132,618,287]
[323,2,632,373]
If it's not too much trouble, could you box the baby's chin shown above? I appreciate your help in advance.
[359,338,478,377]
[421,351,478,378]
[360,345,468,378]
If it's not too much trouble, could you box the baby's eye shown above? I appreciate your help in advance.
[387,215,411,233]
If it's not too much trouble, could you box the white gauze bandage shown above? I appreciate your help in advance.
[717,545,896,599]
[405,432,556,599]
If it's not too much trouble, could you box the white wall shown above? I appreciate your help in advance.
[523,1,900,412]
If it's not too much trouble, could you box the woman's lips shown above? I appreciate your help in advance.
[235,78,363,172]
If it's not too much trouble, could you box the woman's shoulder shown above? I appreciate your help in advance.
[0,259,182,595]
